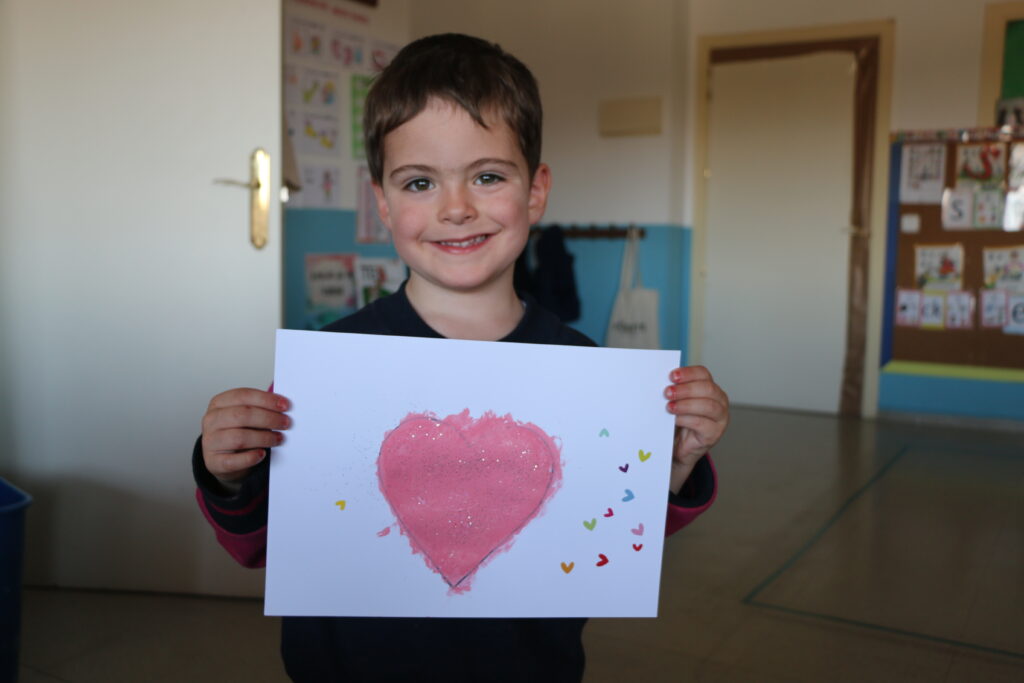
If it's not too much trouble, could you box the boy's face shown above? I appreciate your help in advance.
[372,98,550,298]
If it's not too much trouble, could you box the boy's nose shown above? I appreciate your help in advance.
[438,186,477,225]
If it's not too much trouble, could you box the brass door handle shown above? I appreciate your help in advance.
[213,148,271,249]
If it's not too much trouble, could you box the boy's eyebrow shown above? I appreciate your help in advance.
[466,158,519,172]
[388,164,436,179]
[388,158,520,180]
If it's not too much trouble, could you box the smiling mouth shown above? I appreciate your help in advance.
[436,235,490,248]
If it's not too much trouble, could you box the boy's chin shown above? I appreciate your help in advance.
[409,270,515,297]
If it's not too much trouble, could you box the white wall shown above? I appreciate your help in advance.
[683,0,999,225]
[412,0,1004,228]
[0,0,409,596]
[410,0,686,226]
[690,0,992,130]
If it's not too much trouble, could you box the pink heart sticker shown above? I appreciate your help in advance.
[378,410,562,592]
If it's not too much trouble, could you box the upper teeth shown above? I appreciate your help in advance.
[440,235,487,247]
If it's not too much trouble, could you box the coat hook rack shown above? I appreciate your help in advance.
[530,223,646,239]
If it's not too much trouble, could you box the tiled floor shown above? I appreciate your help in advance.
[17,407,1024,682]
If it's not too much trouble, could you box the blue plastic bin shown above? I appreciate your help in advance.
[0,478,31,683]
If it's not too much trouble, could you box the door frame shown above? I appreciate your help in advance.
[691,20,894,417]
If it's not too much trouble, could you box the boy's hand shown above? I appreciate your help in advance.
[664,367,729,494]
[201,388,291,484]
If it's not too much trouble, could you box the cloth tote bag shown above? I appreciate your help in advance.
[605,227,660,348]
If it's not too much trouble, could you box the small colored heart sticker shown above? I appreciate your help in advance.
[633,543,643,552]
[583,518,597,531]
[638,450,651,462]
[596,553,609,567]
[631,523,645,536]
[599,428,610,437]
[618,463,629,473]
[334,500,346,510]
[603,508,614,518]
[561,561,575,574]
[622,489,635,502]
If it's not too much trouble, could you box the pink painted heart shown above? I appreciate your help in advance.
[377,409,561,591]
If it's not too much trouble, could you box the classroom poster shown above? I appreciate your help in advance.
[369,39,400,72]
[286,16,328,60]
[356,165,390,243]
[283,0,404,211]
[899,143,945,204]
[1005,144,1024,229]
[305,253,357,329]
[915,244,964,290]
[955,142,1006,190]
[351,74,373,160]
[983,246,1024,292]
[1002,187,1024,230]
[284,64,302,108]
[973,191,1004,229]
[355,257,405,307]
[944,291,974,329]
[895,289,922,326]
[299,67,341,108]
[295,112,340,156]
[941,189,973,229]
[1006,293,1024,334]
[330,30,365,67]
[266,331,680,617]
[291,164,343,209]
[920,292,946,329]
[980,289,1009,328]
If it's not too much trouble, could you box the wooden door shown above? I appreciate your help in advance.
[701,53,855,413]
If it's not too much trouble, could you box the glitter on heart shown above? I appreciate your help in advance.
[377,409,562,593]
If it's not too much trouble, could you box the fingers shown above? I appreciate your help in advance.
[668,365,712,384]
[203,403,291,435]
[663,366,730,462]
[208,387,290,412]
[664,367,729,414]
[205,449,269,480]
[203,425,285,455]
[666,396,728,422]
[203,388,290,432]
[201,387,292,482]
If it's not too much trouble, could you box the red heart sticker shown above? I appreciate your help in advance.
[378,410,561,592]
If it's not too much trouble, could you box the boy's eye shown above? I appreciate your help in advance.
[475,173,504,186]
[404,178,434,192]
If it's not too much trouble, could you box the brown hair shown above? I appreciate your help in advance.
[364,33,543,184]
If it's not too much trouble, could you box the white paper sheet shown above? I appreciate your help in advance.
[266,330,680,618]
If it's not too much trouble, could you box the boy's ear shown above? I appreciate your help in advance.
[371,182,393,230]
[527,163,552,225]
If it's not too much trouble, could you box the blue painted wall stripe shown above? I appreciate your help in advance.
[283,209,692,357]
[879,371,1024,421]
[881,141,902,367]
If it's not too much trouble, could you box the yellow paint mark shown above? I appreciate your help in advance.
[335,500,346,510]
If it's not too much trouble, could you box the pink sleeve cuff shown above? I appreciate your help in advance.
[665,455,718,537]
[196,489,267,568]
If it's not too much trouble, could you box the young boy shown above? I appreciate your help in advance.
[194,33,728,682]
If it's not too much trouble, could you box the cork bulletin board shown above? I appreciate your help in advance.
[888,128,1024,370]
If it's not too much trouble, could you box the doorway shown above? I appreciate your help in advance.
[691,23,893,417]
[702,52,854,414]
